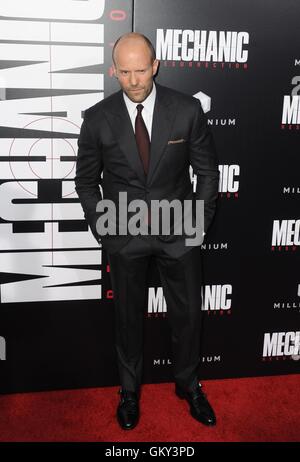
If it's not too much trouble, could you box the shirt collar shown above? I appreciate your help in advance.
[123,82,156,117]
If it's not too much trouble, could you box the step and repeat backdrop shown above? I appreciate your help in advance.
[0,0,299,393]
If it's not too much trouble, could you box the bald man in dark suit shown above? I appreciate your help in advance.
[75,33,219,430]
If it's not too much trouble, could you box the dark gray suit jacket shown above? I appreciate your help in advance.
[75,83,219,256]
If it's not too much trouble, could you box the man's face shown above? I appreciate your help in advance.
[113,39,159,103]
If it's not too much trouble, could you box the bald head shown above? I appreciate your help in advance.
[112,33,156,65]
[112,32,159,103]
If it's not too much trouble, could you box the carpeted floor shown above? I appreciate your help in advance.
[0,374,299,442]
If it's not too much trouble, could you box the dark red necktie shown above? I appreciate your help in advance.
[135,104,150,175]
[135,104,151,226]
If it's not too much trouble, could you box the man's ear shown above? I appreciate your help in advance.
[112,65,118,78]
[152,59,160,76]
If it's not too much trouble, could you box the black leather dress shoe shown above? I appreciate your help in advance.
[175,383,216,426]
[117,389,139,430]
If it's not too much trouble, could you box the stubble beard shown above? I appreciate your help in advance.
[124,81,153,103]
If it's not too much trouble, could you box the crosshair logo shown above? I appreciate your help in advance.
[8,117,79,197]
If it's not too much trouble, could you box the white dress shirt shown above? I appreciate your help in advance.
[123,82,156,140]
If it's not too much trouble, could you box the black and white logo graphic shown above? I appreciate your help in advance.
[262,331,300,359]
[156,29,249,69]
[0,3,105,303]
[147,284,232,316]
[190,165,240,199]
[281,75,300,129]
[273,284,300,311]
[271,219,300,250]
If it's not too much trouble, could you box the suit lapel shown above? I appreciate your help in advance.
[104,91,146,184]
[147,84,178,185]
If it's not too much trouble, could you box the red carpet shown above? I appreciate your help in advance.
[0,374,299,442]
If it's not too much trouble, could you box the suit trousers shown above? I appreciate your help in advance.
[107,234,203,394]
